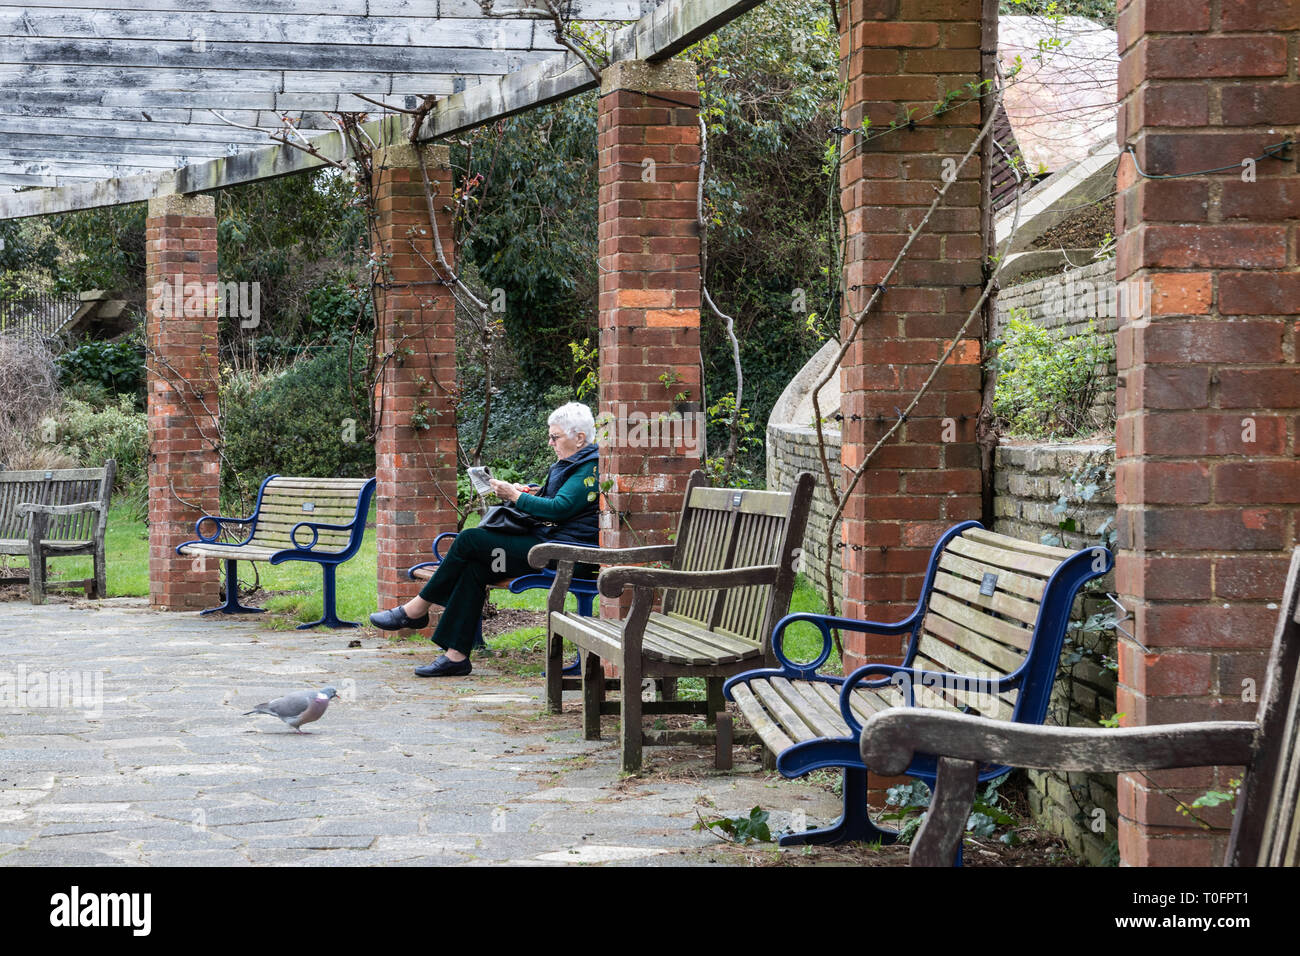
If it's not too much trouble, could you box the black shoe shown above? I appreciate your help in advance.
[370,605,430,630]
[414,655,473,678]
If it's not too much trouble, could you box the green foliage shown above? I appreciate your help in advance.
[568,337,599,400]
[57,394,148,492]
[456,382,571,490]
[881,773,1019,845]
[690,0,843,482]
[703,392,764,487]
[219,347,374,505]
[990,312,1114,439]
[56,333,146,402]
[692,806,773,845]
[48,203,148,298]
[456,94,599,385]
[0,218,60,296]
[216,171,368,353]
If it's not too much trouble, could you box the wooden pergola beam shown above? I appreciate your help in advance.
[0,0,760,219]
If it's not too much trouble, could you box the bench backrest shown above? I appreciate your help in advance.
[663,470,815,650]
[904,522,1113,723]
[246,475,374,556]
[0,462,116,542]
[1229,547,1300,867]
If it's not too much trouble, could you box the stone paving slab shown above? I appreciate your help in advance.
[0,598,842,866]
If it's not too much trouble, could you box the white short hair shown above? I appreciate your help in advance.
[549,402,595,443]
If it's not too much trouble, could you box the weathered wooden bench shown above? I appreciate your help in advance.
[529,470,816,773]
[863,545,1300,867]
[407,530,599,672]
[176,475,376,629]
[723,521,1113,846]
[0,461,117,604]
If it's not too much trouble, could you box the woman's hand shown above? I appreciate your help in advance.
[488,478,521,502]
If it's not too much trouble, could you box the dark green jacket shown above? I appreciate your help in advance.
[514,443,599,545]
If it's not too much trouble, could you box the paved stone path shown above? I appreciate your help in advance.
[0,598,840,866]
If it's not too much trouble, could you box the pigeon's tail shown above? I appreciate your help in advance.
[243,704,272,717]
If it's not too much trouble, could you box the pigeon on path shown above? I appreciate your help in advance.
[243,685,339,733]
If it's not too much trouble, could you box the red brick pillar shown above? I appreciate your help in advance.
[371,144,458,617]
[1112,0,1299,866]
[145,194,221,611]
[597,59,703,619]
[837,0,988,670]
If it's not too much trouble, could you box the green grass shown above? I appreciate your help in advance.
[7,498,839,674]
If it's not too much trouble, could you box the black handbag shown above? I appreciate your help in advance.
[478,503,545,535]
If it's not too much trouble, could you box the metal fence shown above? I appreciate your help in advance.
[0,292,82,343]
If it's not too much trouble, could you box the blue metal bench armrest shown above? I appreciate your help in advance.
[283,518,361,553]
[769,610,919,677]
[181,514,256,550]
[838,663,1024,735]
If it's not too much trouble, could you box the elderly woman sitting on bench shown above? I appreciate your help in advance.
[370,402,600,677]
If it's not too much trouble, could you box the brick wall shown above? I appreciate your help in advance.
[370,144,459,618]
[1113,0,1300,866]
[144,193,221,612]
[596,59,703,618]
[837,0,990,672]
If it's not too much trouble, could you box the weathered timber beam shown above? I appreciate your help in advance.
[0,0,755,220]
[2,1,645,19]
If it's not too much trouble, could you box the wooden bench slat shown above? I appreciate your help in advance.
[651,614,758,656]
[921,615,1025,673]
[937,550,1046,602]
[773,676,847,739]
[641,626,712,665]
[731,683,798,752]
[687,485,796,518]
[925,591,1034,652]
[947,535,1062,578]
[847,685,903,722]
[747,678,821,743]
[964,527,1076,560]
[642,627,736,665]
[932,569,1043,626]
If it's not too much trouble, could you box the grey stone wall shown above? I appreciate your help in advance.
[767,422,842,606]
[994,441,1119,866]
[995,257,1119,423]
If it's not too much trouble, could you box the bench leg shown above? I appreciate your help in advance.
[199,559,265,616]
[296,563,358,629]
[705,677,724,725]
[563,592,594,675]
[27,545,46,606]
[777,768,898,848]
[545,627,564,714]
[92,541,107,599]
[581,652,603,740]
[620,658,643,773]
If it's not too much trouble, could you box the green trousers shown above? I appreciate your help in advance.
[417,527,543,656]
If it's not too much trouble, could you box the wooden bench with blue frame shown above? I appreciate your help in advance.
[863,545,1300,867]
[723,521,1113,848]
[408,531,599,676]
[176,475,376,629]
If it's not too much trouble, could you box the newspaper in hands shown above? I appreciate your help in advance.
[467,466,493,496]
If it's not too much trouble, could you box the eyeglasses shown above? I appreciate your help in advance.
[547,433,564,444]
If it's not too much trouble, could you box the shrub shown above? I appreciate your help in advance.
[57,395,148,491]
[56,333,145,403]
[991,313,1114,439]
[0,333,60,469]
[219,347,374,506]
